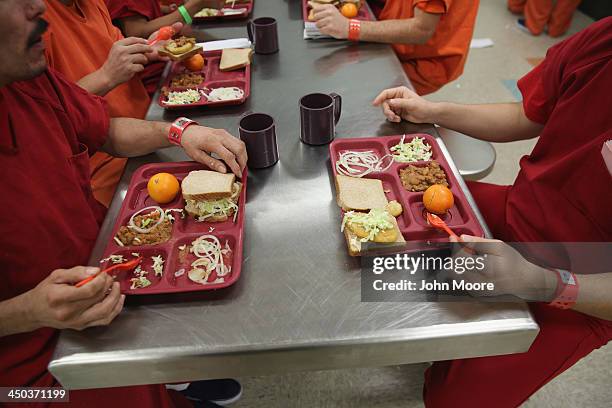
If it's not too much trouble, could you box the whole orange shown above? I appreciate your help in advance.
[423,184,454,214]
[340,3,359,18]
[184,54,204,72]
[147,173,180,204]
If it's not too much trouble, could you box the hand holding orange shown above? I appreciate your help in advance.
[423,184,454,214]
[147,173,180,204]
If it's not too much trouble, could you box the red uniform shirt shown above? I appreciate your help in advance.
[105,0,166,96]
[0,69,188,408]
[508,17,612,241]
[0,69,108,387]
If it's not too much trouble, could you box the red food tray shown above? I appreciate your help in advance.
[193,0,253,22]
[158,49,251,110]
[302,0,375,22]
[98,162,247,295]
[329,134,485,245]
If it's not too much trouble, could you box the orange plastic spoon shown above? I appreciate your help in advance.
[426,212,476,255]
[76,257,143,288]
[148,26,175,46]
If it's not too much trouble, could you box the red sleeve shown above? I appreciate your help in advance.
[47,68,110,154]
[105,0,162,21]
[517,50,562,125]
[415,0,449,14]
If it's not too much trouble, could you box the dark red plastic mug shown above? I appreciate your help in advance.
[239,112,279,169]
[299,93,342,145]
[247,17,279,55]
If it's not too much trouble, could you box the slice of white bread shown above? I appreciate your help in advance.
[220,48,253,72]
[335,175,388,211]
[182,170,236,201]
[344,214,405,257]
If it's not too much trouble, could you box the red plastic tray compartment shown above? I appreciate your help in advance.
[302,0,374,22]
[159,50,251,109]
[99,161,247,295]
[193,0,254,22]
[329,134,485,244]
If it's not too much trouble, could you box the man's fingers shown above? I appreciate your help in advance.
[216,145,242,176]
[459,235,504,256]
[130,53,149,65]
[223,137,248,172]
[373,87,402,106]
[123,43,154,55]
[51,266,99,284]
[382,102,401,122]
[78,283,123,327]
[84,294,125,329]
[116,37,148,47]
[192,149,228,173]
[54,271,111,303]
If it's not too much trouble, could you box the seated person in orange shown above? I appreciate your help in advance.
[508,0,582,38]
[42,0,181,207]
[312,0,479,95]
[374,17,611,407]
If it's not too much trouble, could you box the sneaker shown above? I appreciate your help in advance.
[181,379,242,406]
[516,18,531,34]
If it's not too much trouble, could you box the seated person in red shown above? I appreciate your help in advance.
[374,17,612,407]
[0,0,246,406]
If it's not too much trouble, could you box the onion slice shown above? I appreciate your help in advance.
[128,206,165,234]
[335,150,394,178]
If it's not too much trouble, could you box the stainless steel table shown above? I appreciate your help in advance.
[49,0,538,390]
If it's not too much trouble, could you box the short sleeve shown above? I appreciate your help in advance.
[415,0,449,14]
[105,0,161,21]
[47,68,110,154]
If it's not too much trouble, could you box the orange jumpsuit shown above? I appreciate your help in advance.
[373,0,479,95]
[508,0,582,37]
[43,0,152,207]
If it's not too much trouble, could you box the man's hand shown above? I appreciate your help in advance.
[100,37,154,89]
[312,4,349,40]
[25,267,125,331]
[451,235,558,301]
[372,86,438,124]
[181,126,248,176]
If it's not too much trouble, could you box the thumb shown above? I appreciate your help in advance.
[52,266,99,284]
[387,98,410,110]
[170,22,183,35]
[459,235,503,256]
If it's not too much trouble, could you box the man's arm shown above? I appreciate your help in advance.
[312,5,439,43]
[373,86,544,142]
[120,0,222,38]
[103,118,248,176]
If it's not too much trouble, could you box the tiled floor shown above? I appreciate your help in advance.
[234,2,611,407]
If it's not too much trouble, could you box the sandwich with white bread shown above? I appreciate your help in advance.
[182,170,242,222]
[335,175,404,256]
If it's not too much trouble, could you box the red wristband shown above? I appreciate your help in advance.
[348,19,361,41]
[549,269,579,310]
[168,117,197,146]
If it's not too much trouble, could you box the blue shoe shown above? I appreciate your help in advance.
[516,18,531,34]
[181,379,242,406]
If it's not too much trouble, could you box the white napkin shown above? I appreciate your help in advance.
[470,38,494,49]
[197,38,252,51]
[304,22,333,40]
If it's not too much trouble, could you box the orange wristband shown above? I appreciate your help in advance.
[348,19,361,41]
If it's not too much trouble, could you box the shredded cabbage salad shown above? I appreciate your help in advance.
[390,135,432,163]
[165,89,201,105]
[187,197,239,222]
[195,8,220,17]
[341,209,394,242]
[152,255,165,277]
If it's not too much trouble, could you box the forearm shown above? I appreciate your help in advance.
[104,118,171,157]
[431,102,543,142]
[360,18,433,44]
[0,292,38,337]
[573,273,612,321]
[122,0,213,38]
[77,69,114,96]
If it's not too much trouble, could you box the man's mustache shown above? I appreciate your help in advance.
[27,18,49,48]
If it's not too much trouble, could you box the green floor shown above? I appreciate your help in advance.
[234,2,611,407]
